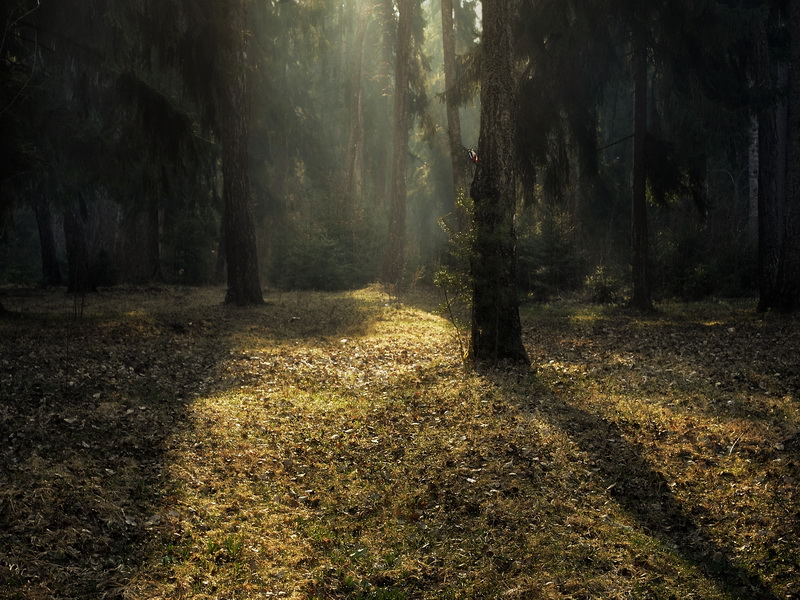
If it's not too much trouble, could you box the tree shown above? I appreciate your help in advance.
[220,0,263,305]
[343,5,370,203]
[441,0,468,231]
[515,0,755,307]
[754,17,783,311]
[629,19,652,310]
[382,0,413,285]
[775,0,800,311]
[122,0,263,303]
[33,192,62,286]
[469,0,529,366]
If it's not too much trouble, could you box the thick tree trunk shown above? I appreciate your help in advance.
[33,194,62,286]
[222,0,263,305]
[469,0,528,367]
[381,0,412,285]
[441,0,468,231]
[755,23,782,312]
[776,4,800,311]
[629,24,651,311]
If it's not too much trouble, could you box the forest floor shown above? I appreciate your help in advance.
[0,285,798,600]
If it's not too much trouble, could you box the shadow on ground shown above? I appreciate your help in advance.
[0,286,384,599]
[522,380,779,599]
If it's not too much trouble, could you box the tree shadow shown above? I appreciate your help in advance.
[0,286,385,599]
[523,302,800,459]
[490,369,780,600]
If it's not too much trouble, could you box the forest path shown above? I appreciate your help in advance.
[1,287,798,599]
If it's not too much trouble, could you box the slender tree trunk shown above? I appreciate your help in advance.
[469,0,529,367]
[33,194,62,286]
[748,114,759,245]
[344,9,369,204]
[147,196,162,281]
[629,23,652,311]
[64,198,93,294]
[381,0,412,285]
[776,4,800,311]
[222,0,263,305]
[441,0,468,231]
[215,214,226,284]
[755,23,781,312]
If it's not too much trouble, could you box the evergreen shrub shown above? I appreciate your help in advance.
[584,265,626,304]
[516,218,585,301]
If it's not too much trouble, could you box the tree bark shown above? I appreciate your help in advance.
[147,195,163,281]
[469,0,529,367]
[441,0,468,231]
[222,0,263,305]
[776,3,800,311]
[381,0,412,285]
[629,23,652,311]
[755,22,781,312]
[344,9,369,204]
[64,198,94,295]
[748,114,759,245]
[33,193,62,286]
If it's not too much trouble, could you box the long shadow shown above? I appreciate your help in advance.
[0,286,381,599]
[491,370,779,600]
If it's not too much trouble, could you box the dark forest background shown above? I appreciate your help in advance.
[1,0,798,310]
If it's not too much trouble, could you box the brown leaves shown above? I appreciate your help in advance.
[2,289,799,599]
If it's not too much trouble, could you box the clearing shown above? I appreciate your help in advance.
[0,285,798,599]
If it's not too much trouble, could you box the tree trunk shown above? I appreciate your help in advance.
[344,9,369,204]
[776,3,800,311]
[629,23,652,311]
[441,0,468,231]
[381,0,412,285]
[755,22,781,312]
[33,194,62,286]
[469,0,529,367]
[64,198,93,295]
[147,195,163,281]
[748,114,759,245]
[222,0,263,305]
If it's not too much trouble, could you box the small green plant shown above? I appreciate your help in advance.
[584,265,625,304]
[435,192,473,367]
[223,535,244,561]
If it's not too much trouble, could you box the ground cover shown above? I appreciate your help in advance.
[0,286,797,599]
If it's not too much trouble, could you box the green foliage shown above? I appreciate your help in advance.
[516,211,586,302]
[652,221,757,301]
[583,265,627,304]
[268,215,382,292]
[435,194,473,305]
[434,192,473,364]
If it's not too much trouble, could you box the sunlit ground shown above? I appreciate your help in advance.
[1,287,797,599]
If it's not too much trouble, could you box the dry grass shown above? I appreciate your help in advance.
[1,286,798,599]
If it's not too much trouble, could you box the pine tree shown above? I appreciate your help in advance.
[382,0,413,285]
[123,0,264,303]
[441,0,468,230]
[469,0,529,366]
[776,0,800,311]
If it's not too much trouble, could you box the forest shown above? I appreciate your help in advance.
[1,0,799,598]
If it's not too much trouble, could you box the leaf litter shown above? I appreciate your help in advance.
[0,287,798,599]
